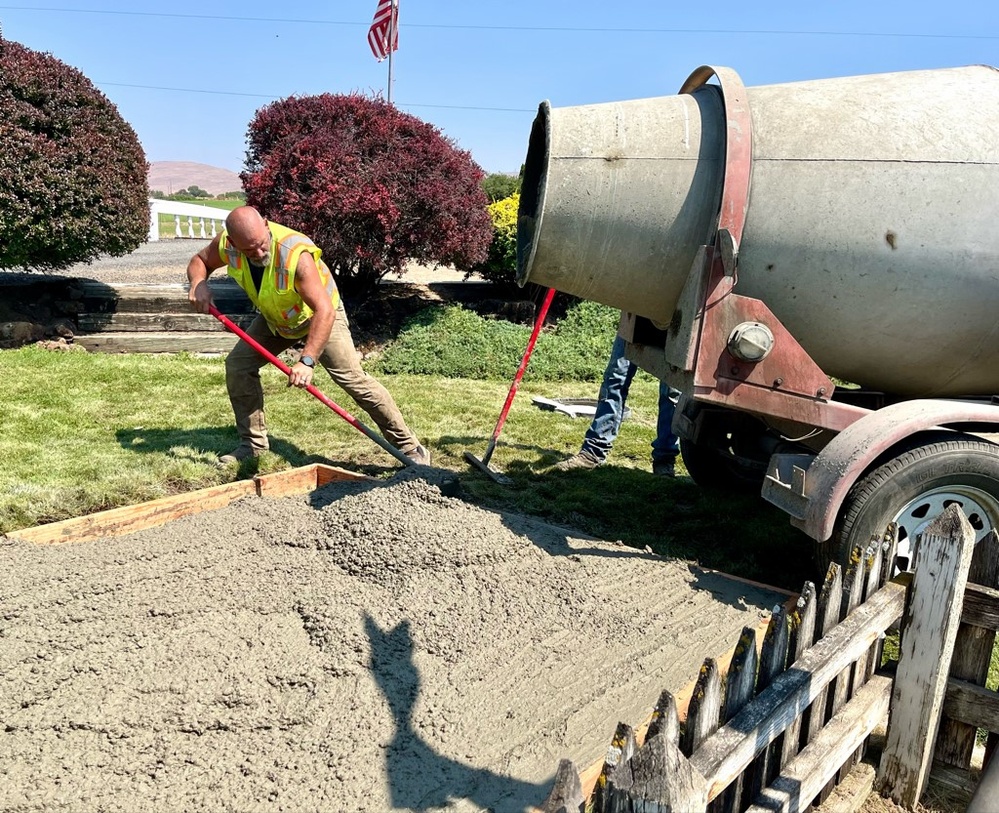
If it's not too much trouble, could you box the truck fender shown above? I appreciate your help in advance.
[772,399,999,542]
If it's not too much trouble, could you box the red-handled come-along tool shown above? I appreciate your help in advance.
[208,304,415,468]
[463,287,557,485]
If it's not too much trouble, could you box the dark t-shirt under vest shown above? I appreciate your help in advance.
[248,262,265,293]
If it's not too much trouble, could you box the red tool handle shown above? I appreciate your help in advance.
[208,305,414,467]
[481,287,557,465]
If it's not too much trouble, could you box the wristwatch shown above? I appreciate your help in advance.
[299,355,315,368]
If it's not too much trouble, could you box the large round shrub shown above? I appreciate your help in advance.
[242,93,492,296]
[0,38,149,271]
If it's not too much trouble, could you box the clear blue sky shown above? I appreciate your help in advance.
[1,1,996,176]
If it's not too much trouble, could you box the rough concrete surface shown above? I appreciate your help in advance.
[1,468,785,813]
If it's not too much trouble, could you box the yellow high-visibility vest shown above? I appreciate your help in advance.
[221,221,340,339]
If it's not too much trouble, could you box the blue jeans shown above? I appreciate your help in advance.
[580,335,681,465]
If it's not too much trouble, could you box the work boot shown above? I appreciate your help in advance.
[408,444,432,466]
[218,445,262,466]
[555,450,602,471]
[652,458,676,478]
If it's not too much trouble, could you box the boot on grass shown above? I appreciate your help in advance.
[555,449,603,471]
[218,445,263,466]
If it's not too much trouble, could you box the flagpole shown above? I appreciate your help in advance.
[386,0,396,104]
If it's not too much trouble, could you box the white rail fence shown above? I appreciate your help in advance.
[147,199,229,242]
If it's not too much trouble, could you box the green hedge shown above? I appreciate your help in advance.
[372,300,622,381]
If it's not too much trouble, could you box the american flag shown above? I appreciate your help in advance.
[367,0,399,62]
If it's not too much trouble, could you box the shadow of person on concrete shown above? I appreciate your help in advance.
[364,613,551,813]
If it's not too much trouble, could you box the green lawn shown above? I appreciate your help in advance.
[0,349,812,592]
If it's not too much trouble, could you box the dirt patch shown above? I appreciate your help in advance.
[860,782,974,813]
[1,468,785,812]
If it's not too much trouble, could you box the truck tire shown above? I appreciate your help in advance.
[823,434,999,574]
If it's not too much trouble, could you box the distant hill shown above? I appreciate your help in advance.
[148,162,242,197]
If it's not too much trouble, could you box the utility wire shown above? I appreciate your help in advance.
[11,5,996,116]
[1,5,996,40]
[96,81,536,113]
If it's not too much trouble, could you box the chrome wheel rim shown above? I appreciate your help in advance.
[891,485,999,572]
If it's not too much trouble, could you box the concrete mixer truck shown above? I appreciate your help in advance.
[516,64,999,571]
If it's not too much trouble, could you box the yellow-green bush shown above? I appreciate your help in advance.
[467,192,519,286]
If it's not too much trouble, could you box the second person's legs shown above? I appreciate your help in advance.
[579,335,637,463]
[652,384,682,476]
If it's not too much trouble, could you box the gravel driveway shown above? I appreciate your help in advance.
[60,240,468,287]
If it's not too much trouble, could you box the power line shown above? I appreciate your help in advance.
[98,82,280,100]
[96,81,536,113]
[1,5,997,40]
[397,102,534,113]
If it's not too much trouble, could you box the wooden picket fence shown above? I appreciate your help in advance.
[539,504,999,813]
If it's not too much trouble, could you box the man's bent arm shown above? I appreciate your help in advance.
[293,253,336,361]
[187,236,225,313]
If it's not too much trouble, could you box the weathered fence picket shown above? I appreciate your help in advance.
[878,506,977,807]
[592,722,636,813]
[717,627,759,813]
[646,689,680,744]
[829,543,869,790]
[806,563,842,748]
[806,562,843,808]
[779,582,817,771]
[542,759,585,813]
[840,542,886,783]
[539,507,999,813]
[683,658,723,758]
[746,604,790,800]
[933,530,999,770]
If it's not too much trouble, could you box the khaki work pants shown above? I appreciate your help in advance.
[224,302,420,456]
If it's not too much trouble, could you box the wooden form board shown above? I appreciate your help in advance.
[8,464,374,546]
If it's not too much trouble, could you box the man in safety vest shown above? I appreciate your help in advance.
[187,205,431,466]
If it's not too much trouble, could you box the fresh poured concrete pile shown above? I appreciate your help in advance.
[1,469,785,812]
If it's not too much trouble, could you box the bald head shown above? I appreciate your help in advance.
[226,206,266,240]
[225,206,271,265]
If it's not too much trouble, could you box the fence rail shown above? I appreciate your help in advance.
[540,505,999,813]
[147,199,229,241]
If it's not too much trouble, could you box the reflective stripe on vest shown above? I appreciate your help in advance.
[222,222,340,339]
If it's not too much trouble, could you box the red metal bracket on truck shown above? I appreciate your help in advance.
[763,399,999,542]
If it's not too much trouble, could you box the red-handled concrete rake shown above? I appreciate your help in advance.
[208,305,415,468]
[463,287,556,485]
